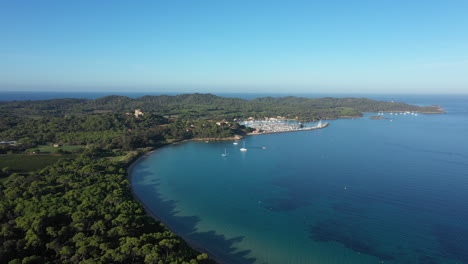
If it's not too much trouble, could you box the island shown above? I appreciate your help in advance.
[0,94,443,263]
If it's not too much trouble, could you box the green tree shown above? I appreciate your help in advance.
[2,167,11,176]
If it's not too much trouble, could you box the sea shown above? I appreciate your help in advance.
[3,91,468,264]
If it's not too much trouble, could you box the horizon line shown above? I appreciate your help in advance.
[1,90,468,96]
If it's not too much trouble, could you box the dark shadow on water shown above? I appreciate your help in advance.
[266,169,464,263]
[130,164,256,264]
[433,224,468,263]
[309,217,466,263]
[309,219,395,261]
[265,170,397,260]
[417,255,439,264]
[261,172,321,212]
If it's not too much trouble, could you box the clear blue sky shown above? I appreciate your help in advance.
[1,0,467,94]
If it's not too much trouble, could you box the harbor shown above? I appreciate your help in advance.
[241,119,329,135]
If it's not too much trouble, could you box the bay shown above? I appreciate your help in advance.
[131,95,468,264]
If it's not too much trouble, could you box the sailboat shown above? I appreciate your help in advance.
[221,148,228,157]
[240,142,247,152]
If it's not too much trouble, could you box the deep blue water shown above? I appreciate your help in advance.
[3,91,468,263]
[130,95,468,264]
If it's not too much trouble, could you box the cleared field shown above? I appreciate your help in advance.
[109,155,126,162]
[0,154,78,172]
[30,145,84,153]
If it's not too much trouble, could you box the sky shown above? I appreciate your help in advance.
[1,0,468,94]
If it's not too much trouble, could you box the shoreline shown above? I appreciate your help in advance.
[125,108,439,262]
[190,136,242,141]
[247,122,329,136]
[125,123,331,263]
[126,146,226,264]
[371,110,445,114]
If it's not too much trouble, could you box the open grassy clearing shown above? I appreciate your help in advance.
[29,144,84,153]
[0,154,78,172]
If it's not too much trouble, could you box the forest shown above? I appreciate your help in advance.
[0,93,443,120]
[0,104,252,263]
[0,94,443,263]
[0,113,249,151]
[0,155,212,264]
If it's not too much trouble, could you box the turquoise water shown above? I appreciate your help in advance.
[131,96,468,264]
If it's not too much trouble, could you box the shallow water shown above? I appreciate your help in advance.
[131,95,468,264]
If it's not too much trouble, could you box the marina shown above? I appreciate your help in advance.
[131,106,468,264]
[241,119,329,135]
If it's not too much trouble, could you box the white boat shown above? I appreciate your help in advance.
[233,142,238,145]
[240,142,247,152]
[317,120,323,128]
[221,148,228,157]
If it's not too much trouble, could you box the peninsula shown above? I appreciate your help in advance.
[0,93,443,263]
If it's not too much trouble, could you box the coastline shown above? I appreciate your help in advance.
[376,109,445,114]
[125,107,444,262]
[126,145,226,264]
[124,108,439,262]
[1,87,457,263]
[190,136,242,141]
[247,122,329,136]
[125,123,331,263]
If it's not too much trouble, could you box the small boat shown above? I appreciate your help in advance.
[221,148,228,157]
[317,120,323,128]
[233,142,238,145]
[240,142,247,152]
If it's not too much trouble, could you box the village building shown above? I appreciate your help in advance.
[134,109,144,118]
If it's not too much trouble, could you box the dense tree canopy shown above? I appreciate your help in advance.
[0,156,211,263]
[0,93,443,263]
[0,113,248,151]
[0,93,443,121]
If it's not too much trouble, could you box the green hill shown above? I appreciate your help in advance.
[0,93,443,121]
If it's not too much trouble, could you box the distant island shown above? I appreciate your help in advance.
[0,93,443,263]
